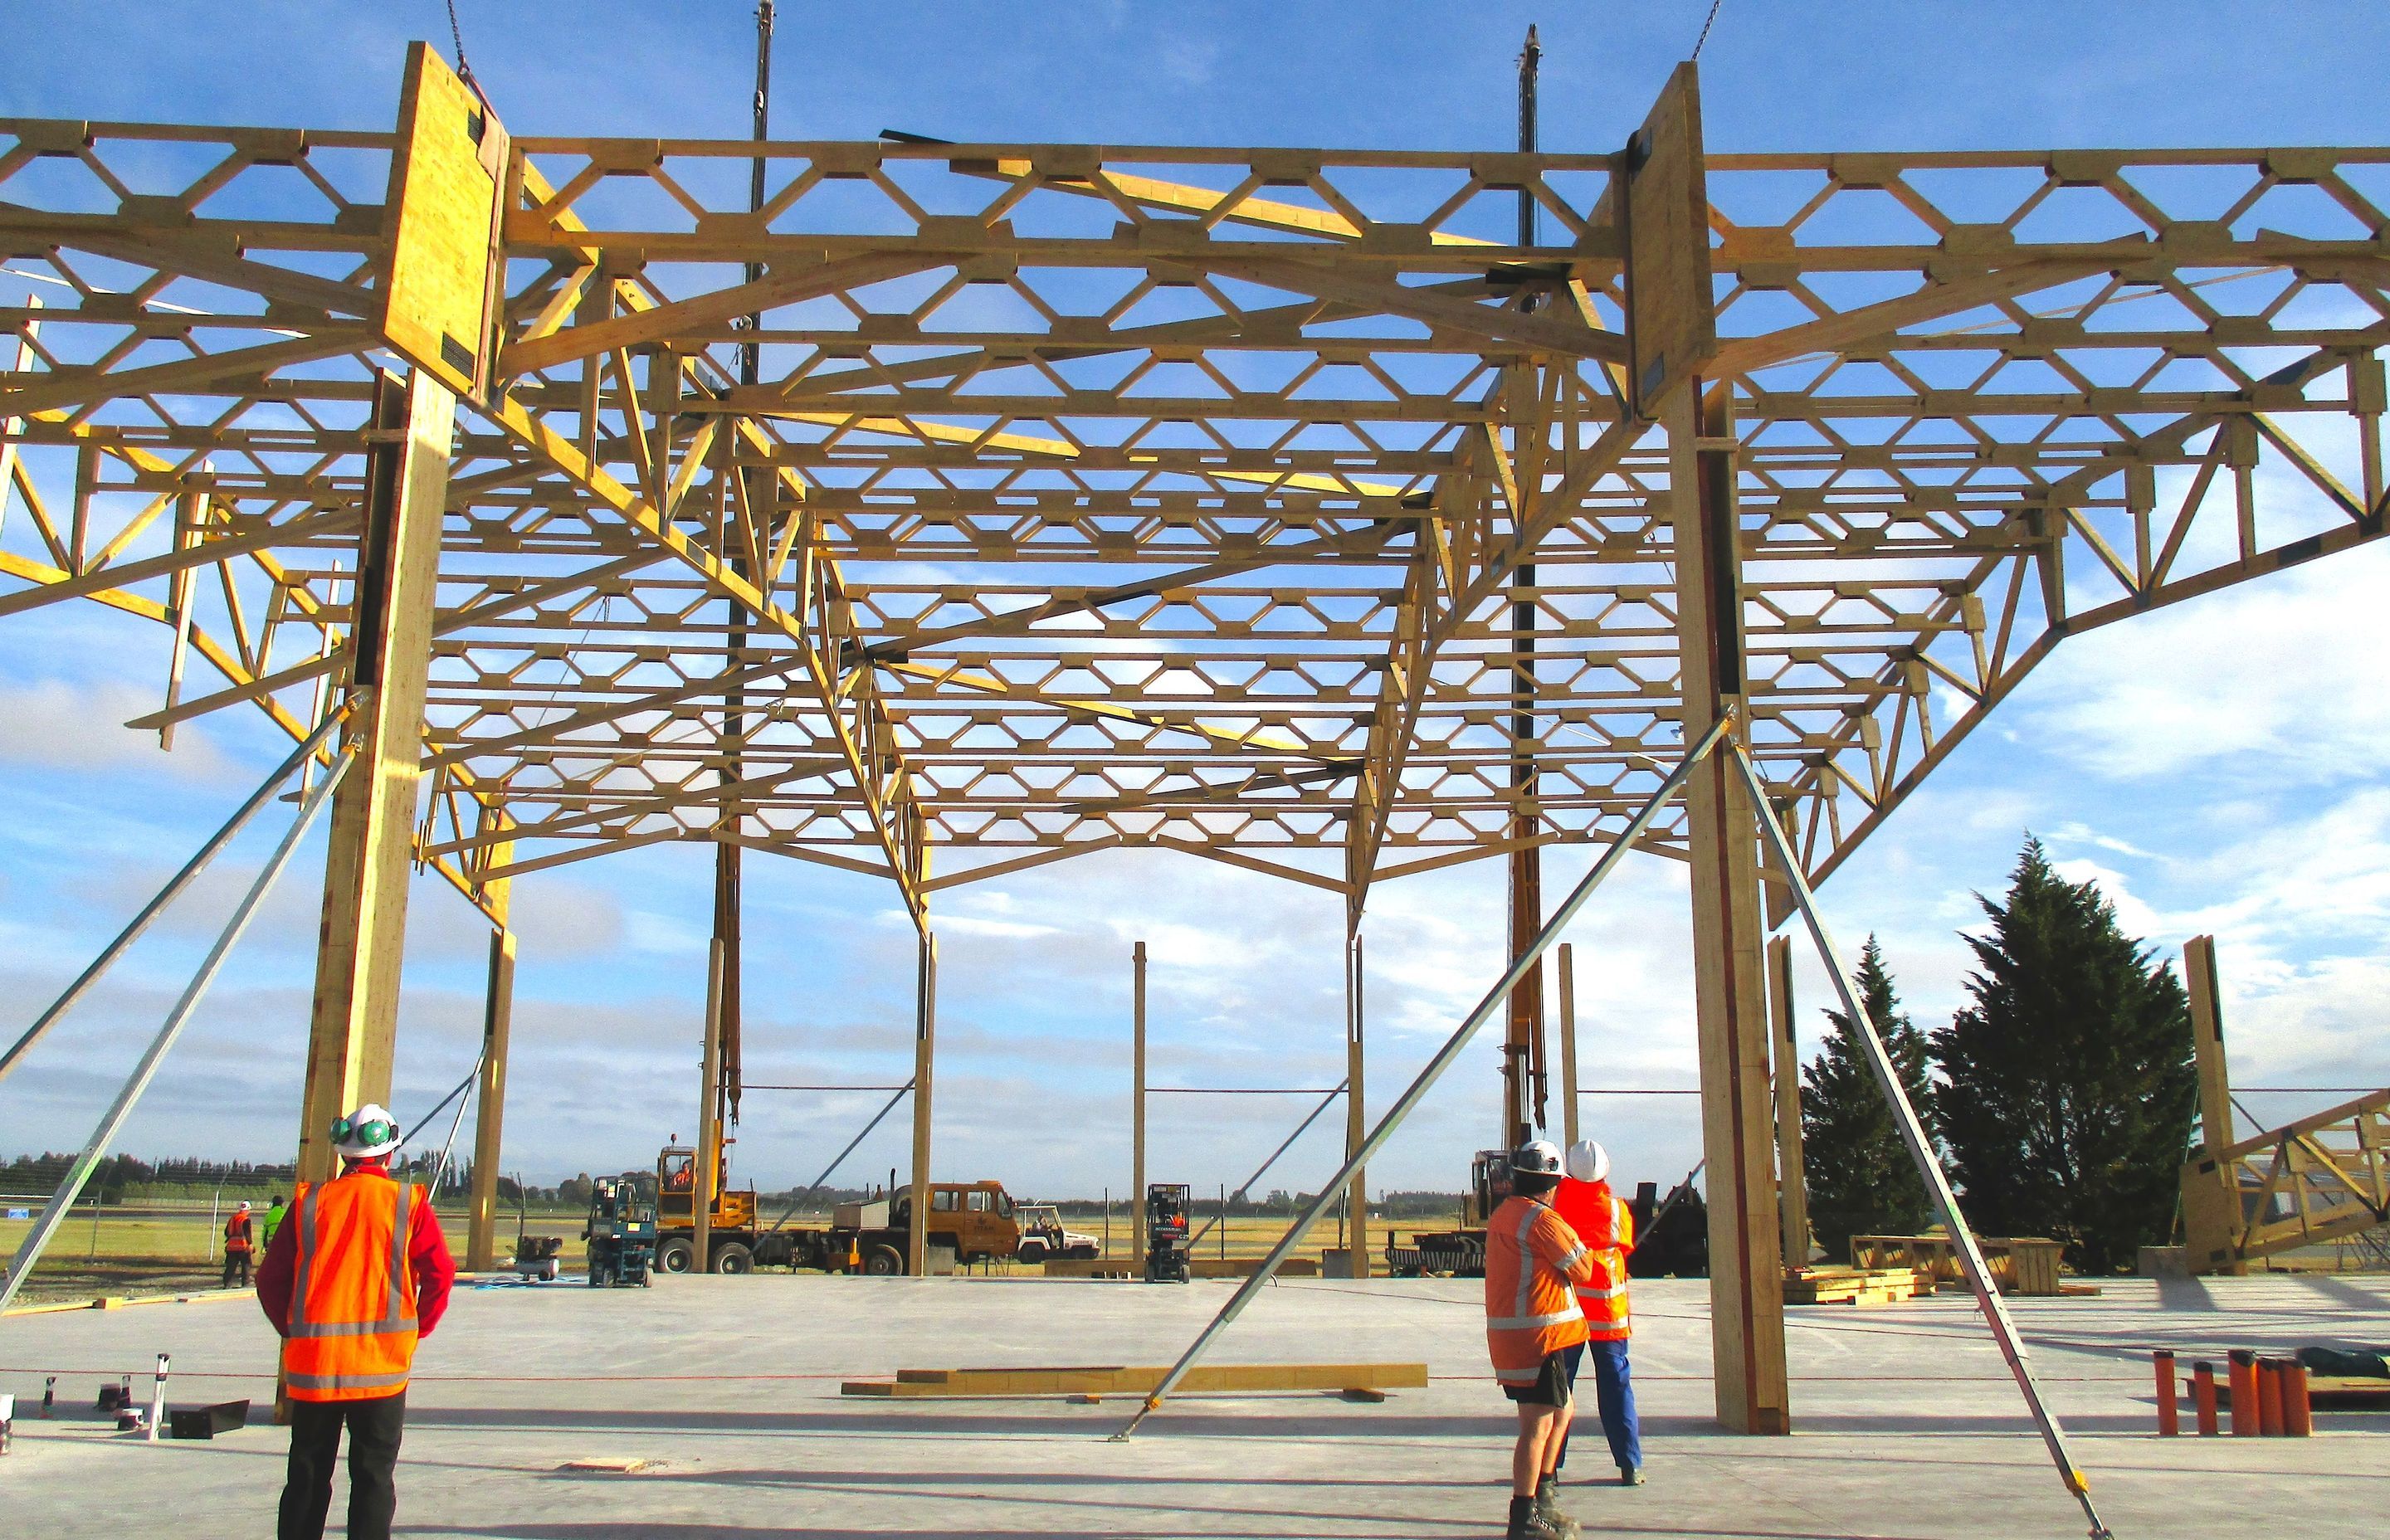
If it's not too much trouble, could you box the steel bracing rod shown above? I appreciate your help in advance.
[0,702,352,1089]
[1187,1079,1349,1251]
[401,1054,485,1146]
[1111,713,1733,1440]
[1725,740,2112,1540]
[766,1077,915,1232]
[425,1045,486,1201]
[0,740,358,1319]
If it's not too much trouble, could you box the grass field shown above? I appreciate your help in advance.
[1,1206,1405,1303]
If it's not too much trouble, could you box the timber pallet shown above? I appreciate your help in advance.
[841,1361,1427,1400]
[1783,1265,1932,1306]
[2309,1375,2390,1411]
[1042,1256,1321,1279]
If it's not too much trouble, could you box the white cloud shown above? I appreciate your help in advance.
[2025,539,2390,784]
[0,677,238,781]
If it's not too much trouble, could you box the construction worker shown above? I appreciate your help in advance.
[1553,1139,1641,1485]
[262,1192,288,1250]
[1485,1139,1599,1540]
[222,1200,256,1287]
[255,1104,456,1540]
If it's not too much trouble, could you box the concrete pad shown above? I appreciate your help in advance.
[1,1274,2383,1538]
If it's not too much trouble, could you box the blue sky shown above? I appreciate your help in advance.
[2,2,2387,1203]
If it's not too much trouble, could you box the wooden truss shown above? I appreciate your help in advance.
[2183,1089,2390,1270]
[2,51,2387,928]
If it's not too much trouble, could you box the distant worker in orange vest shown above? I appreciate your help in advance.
[222,1200,256,1287]
[255,1104,456,1540]
[1552,1138,1641,1485]
[1484,1139,1599,1540]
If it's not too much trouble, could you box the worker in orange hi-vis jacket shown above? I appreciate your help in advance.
[1552,1139,1642,1485]
[256,1104,456,1540]
[1484,1140,1599,1540]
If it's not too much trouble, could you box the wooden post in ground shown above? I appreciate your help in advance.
[1558,943,1580,1148]
[908,929,938,1275]
[465,881,515,1272]
[2182,935,2245,1274]
[1344,929,1368,1278]
[295,368,455,1184]
[1132,939,1148,1266]
[1766,935,1811,1270]
[694,936,724,1274]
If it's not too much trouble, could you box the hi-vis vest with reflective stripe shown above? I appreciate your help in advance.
[1483,1196,1594,1383]
[1579,1189,1635,1339]
[282,1173,422,1402]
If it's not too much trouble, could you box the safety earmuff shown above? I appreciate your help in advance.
[330,1114,396,1148]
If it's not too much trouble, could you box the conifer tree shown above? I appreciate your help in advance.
[1801,935,1938,1262]
[1931,836,2196,1274]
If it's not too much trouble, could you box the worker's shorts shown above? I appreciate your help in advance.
[1502,1350,1573,1407]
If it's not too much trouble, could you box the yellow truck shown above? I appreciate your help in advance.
[644,1143,1033,1274]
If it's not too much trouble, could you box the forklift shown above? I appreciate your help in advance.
[584,1172,657,1287]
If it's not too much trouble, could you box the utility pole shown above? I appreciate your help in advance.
[1500,23,1548,1150]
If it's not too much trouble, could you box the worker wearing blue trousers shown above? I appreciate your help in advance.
[1551,1139,1642,1484]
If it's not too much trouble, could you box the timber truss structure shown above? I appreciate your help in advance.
[3,53,2388,929]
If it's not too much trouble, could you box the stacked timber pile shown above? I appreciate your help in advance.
[1782,1265,1934,1306]
[841,1362,1427,1400]
[1042,1256,1321,1279]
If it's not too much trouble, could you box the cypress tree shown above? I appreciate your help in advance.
[1801,935,1938,1262]
[1931,836,2196,1274]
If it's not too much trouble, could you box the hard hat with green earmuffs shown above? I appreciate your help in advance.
[329,1103,402,1159]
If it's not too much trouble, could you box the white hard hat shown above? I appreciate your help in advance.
[1509,1139,1565,1177]
[332,1103,402,1158]
[1565,1139,1610,1185]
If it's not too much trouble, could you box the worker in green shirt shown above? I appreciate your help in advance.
[261,1194,288,1250]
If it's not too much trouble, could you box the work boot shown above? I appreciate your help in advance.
[1617,1464,1645,1487]
[1505,1494,1565,1540]
[1534,1476,1581,1538]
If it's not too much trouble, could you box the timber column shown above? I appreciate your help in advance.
[1624,60,1789,1433]
[1669,377,1788,1434]
[465,857,515,1271]
[2181,935,2245,1274]
[1344,931,1368,1277]
[295,368,456,1183]
[907,928,939,1275]
[1132,940,1148,1267]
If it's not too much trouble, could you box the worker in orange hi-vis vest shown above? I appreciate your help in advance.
[255,1104,456,1540]
[1552,1139,1642,1485]
[222,1200,256,1287]
[1485,1140,1599,1540]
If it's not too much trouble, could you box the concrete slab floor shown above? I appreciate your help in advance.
[1,1274,2383,1538]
